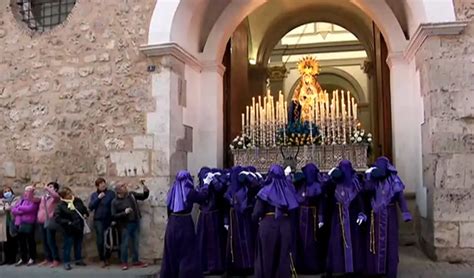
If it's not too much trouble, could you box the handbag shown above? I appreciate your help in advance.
[43,196,59,230]
[8,217,18,237]
[74,207,91,235]
[18,223,34,234]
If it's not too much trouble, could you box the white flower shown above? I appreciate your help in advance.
[368,133,372,138]
[350,137,355,142]
[367,138,372,142]
[230,145,234,150]
[238,141,243,146]
[243,145,247,149]
[357,137,363,142]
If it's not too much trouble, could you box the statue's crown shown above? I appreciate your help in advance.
[297,56,320,76]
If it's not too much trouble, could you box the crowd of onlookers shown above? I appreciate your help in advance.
[0,178,150,271]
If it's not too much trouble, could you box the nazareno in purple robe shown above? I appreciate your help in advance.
[365,156,412,278]
[195,167,228,275]
[326,160,367,275]
[252,164,300,278]
[294,163,327,275]
[224,166,261,275]
[160,170,205,278]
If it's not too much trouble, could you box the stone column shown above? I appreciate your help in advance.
[386,52,422,194]
[198,62,225,168]
[412,20,472,261]
[139,44,196,260]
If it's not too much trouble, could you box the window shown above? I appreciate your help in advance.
[12,0,76,32]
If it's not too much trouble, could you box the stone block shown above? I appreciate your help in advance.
[460,222,474,248]
[133,135,153,149]
[37,136,55,152]
[430,132,474,154]
[110,150,150,177]
[433,221,459,247]
[96,157,107,176]
[434,247,474,262]
[432,188,474,221]
[104,138,126,150]
[446,154,474,188]
[2,161,15,177]
[150,150,170,176]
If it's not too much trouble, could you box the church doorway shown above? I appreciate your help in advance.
[223,17,393,169]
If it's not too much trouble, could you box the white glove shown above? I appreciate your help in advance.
[203,173,213,185]
[328,167,337,176]
[318,222,324,228]
[356,218,363,225]
[224,225,229,230]
[365,167,377,174]
[284,166,292,176]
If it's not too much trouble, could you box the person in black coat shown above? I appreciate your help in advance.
[54,187,89,270]
[88,178,116,267]
[111,181,149,270]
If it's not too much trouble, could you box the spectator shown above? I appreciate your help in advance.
[37,182,61,268]
[0,186,19,265]
[88,177,116,267]
[12,185,40,266]
[55,187,89,271]
[112,181,149,270]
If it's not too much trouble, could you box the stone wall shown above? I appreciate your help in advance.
[0,0,172,260]
[417,0,474,261]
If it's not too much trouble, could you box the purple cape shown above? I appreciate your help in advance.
[257,164,299,218]
[166,170,194,213]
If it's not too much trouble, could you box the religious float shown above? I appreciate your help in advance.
[230,56,372,172]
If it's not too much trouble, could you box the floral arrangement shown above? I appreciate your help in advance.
[350,128,373,156]
[350,128,372,144]
[229,134,253,150]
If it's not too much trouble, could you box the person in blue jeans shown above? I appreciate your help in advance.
[111,181,149,270]
[54,187,89,271]
[88,178,116,267]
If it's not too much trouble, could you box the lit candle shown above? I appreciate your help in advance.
[341,90,345,114]
[347,91,351,117]
[351,97,355,119]
[242,113,245,131]
[246,106,250,127]
[276,101,279,123]
[250,107,254,126]
[284,101,288,124]
[354,103,358,120]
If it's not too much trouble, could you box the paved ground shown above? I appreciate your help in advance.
[1,246,474,278]
[0,263,160,278]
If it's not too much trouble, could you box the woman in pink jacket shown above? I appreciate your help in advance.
[37,182,60,267]
[12,185,40,266]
